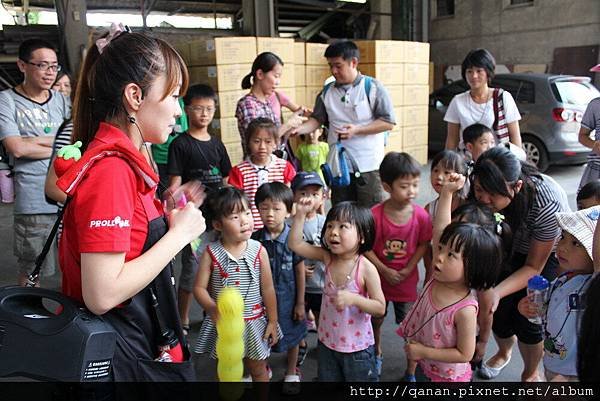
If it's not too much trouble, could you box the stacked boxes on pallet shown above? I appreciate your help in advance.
[173,37,429,165]
[304,43,330,111]
[176,37,257,165]
[356,40,430,164]
[178,37,301,165]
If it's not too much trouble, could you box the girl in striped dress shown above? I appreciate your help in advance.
[228,117,296,231]
[194,187,280,382]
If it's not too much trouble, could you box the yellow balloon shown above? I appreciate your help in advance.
[215,287,245,384]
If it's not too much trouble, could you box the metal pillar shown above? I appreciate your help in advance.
[242,0,276,37]
[369,0,392,40]
[54,0,88,77]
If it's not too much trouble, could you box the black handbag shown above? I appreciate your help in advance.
[0,201,117,382]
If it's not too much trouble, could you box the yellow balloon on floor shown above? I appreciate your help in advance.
[216,287,244,383]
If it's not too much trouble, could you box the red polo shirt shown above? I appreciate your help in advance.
[58,123,161,303]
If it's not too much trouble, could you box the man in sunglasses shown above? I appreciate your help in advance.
[0,38,70,286]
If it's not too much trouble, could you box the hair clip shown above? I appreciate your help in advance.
[96,22,131,54]
[494,212,505,236]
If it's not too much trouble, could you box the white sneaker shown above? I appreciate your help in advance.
[282,370,301,395]
[241,365,273,382]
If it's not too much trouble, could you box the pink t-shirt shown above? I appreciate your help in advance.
[397,280,477,382]
[371,202,432,302]
[269,90,291,123]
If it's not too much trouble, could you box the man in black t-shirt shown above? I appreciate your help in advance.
[167,84,231,332]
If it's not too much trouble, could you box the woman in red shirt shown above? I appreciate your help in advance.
[56,25,205,381]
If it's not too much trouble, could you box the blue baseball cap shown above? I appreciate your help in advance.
[291,171,324,192]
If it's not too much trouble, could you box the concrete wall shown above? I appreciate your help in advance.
[429,0,600,76]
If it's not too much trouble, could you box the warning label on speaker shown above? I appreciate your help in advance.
[83,359,111,380]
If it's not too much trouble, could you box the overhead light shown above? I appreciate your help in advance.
[338,0,367,3]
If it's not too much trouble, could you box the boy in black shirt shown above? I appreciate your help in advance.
[168,84,232,333]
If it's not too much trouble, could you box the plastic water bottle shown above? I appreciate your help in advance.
[527,275,549,324]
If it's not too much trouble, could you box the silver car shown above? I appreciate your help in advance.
[428,73,600,171]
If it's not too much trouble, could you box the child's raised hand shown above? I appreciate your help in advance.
[517,294,539,319]
[404,340,426,361]
[263,321,279,347]
[440,173,465,194]
[334,289,356,310]
[294,196,314,217]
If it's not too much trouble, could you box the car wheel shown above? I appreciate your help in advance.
[522,136,549,172]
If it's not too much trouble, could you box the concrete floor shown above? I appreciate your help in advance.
[0,162,584,382]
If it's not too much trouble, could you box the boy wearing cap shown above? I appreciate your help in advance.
[290,172,326,366]
[519,205,600,381]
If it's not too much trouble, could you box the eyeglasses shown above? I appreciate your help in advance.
[23,61,61,73]
[187,106,215,114]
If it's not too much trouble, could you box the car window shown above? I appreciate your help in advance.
[434,81,469,106]
[492,78,535,104]
[551,80,600,106]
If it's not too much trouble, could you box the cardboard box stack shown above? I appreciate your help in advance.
[304,43,330,111]
[356,40,430,164]
[173,37,430,165]
[179,37,300,165]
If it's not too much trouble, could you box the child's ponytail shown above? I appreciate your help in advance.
[241,72,253,90]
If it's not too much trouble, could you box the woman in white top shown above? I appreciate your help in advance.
[444,49,522,151]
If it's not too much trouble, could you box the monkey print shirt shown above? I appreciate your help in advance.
[371,202,432,302]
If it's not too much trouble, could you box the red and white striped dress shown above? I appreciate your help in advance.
[228,155,296,230]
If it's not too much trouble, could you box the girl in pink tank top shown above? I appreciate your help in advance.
[398,222,503,382]
[289,200,386,382]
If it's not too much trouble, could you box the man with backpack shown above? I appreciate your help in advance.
[292,40,395,208]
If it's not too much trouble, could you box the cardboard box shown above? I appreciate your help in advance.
[223,140,244,165]
[305,43,329,65]
[189,64,252,92]
[305,85,323,106]
[403,63,429,84]
[295,64,306,86]
[279,62,296,89]
[385,131,403,153]
[172,42,191,64]
[356,40,404,64]
[403,145,428,165]
[210,117,239,144]
[392,107,402,128]
[402,125,428,147]
[360,64,405,85]
[305,65,331,86]
[256,37,295,64]
[402,105,428,127]
[294,42,305,64]
[295,86,306,106]
[216,89,246,118]
[429,62,434,94]
[189,37,257,66]
[386,85,403,106]
[403,41,429,64]
[402,85,429,106]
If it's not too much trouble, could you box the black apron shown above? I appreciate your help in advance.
[101,194,195,382]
